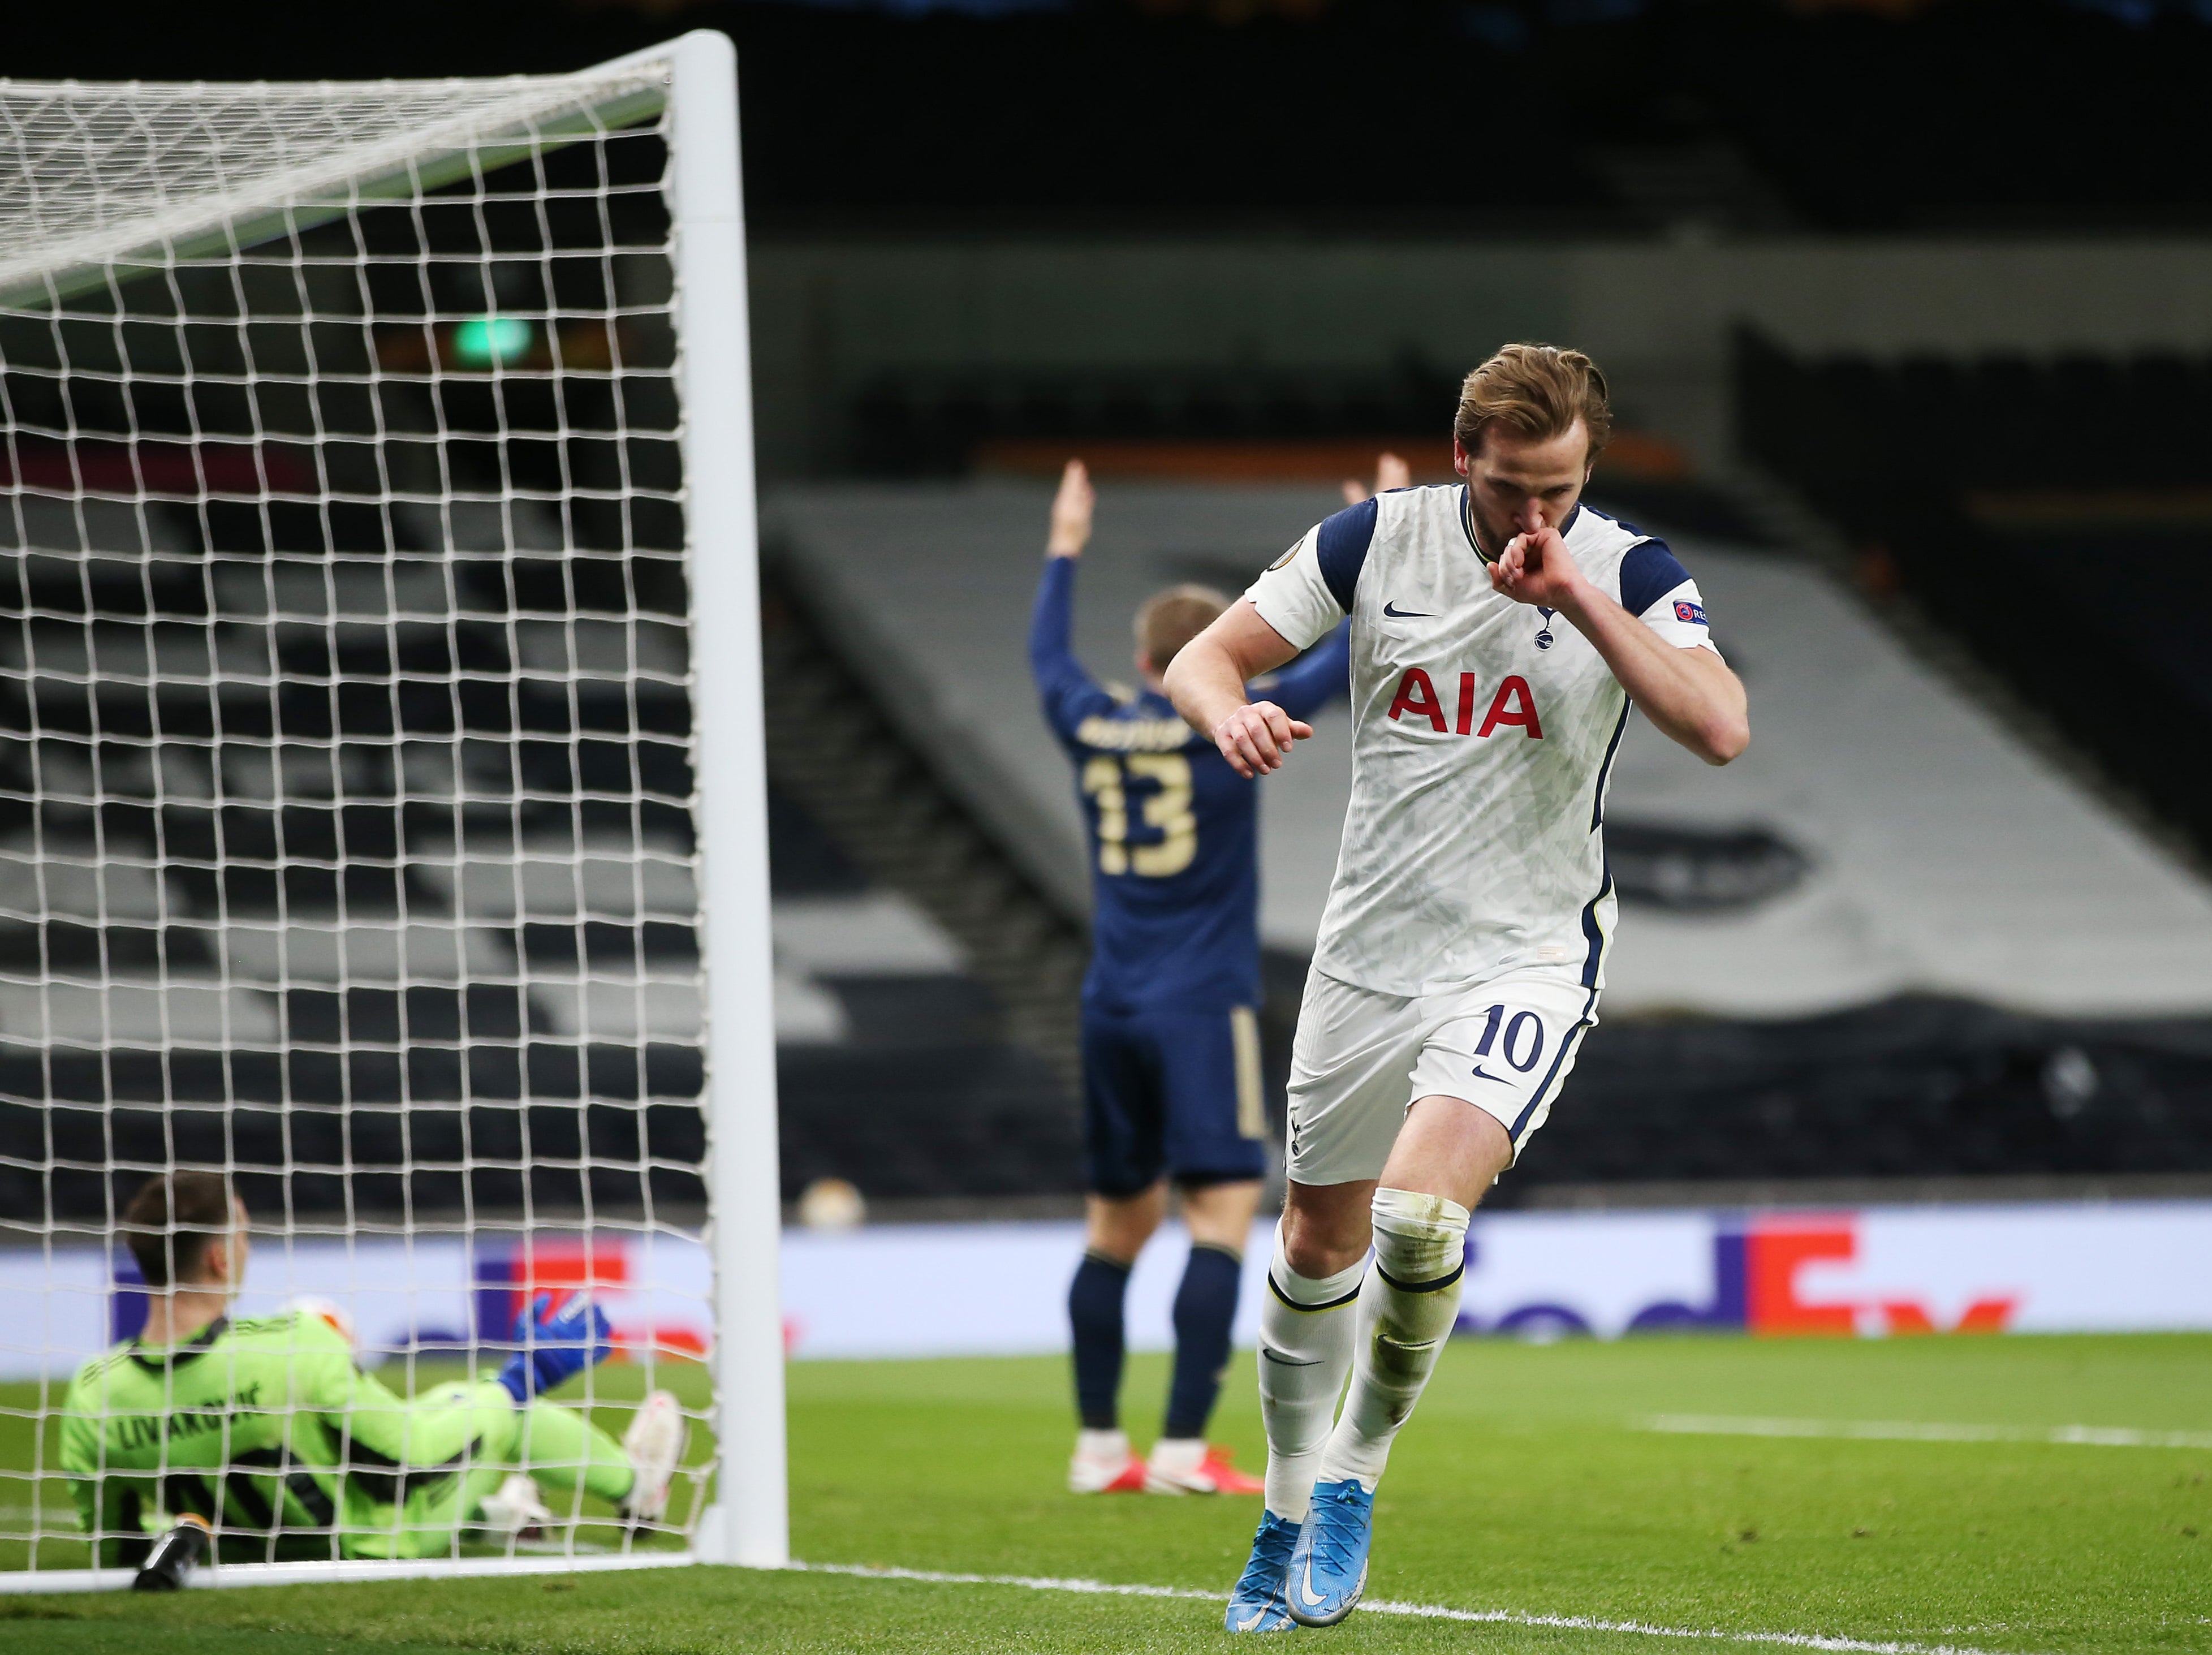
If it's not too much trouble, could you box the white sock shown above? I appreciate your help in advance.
[1255,1221,1364,1523]
[1074,1427,1129,1464]
[1148,1437,1204,1475]
[1315,1188,1469,1494]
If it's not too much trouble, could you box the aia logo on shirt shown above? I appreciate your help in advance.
[1386,669,1543,739]
[1674,600,1707,626]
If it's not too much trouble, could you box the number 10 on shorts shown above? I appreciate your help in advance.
[1471,1003,1546,1075]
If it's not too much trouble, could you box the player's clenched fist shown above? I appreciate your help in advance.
[1489,524,1589,609]
[1212,700,1312,779]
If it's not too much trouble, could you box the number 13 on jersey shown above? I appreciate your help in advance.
[1082,753,1197,877]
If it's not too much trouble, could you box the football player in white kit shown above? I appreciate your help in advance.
[1164,344,1748,1630]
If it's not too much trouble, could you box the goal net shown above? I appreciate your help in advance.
[0,32,783,1587]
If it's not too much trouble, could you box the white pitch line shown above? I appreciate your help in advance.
[1641,1415,2212,1451]
[787,1559,2028,1655]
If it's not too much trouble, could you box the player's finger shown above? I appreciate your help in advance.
[1287,718,1314,744]
[1342,478,1365,505]
[1220,718,1267,776]
[1257,703,1302,749]
[1247,714,1290,772]
[1239,717,1280,770]
[1376,452,1411,492]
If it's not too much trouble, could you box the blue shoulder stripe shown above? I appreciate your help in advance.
[1315,497,1377,613]
[1618,536,1691,619]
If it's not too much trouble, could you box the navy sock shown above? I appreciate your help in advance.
[1164,1242,1244,1441]
[1068,1251,1132,1431]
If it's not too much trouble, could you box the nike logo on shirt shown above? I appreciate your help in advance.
[1382,602,1430,618]
[1469,1064,1512,1085]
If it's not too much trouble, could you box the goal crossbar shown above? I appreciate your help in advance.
[0,62,672,308]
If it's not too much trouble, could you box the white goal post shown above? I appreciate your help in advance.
[0,29,784,1586]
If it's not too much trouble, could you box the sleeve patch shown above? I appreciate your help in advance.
[1314,497,1378,613]
[1673,599,1707,626]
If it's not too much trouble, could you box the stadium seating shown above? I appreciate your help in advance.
[0,480,710,1227]
[1735,329,2212,861]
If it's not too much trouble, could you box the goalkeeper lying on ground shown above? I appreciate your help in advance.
[61,1171,685,1565]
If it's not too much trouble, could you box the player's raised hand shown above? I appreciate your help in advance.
[1489,524,1589,609]
[1047,459,1094,558]
[1212,699,1313,779]
[1340,451,1413,505]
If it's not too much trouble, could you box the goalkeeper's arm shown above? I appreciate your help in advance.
[294,1295,613,1466]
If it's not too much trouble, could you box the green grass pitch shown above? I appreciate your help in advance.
[3,1334,2209,1652]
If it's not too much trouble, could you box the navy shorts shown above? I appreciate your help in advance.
[1081,1003,1269,1197]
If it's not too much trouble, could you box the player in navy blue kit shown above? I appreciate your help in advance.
[1030,458,1363,1497]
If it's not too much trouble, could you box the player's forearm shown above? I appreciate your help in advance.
[1026,555,1077,679]
[1164,634,1252,739]
[1559,587,1748,765]
[1267,620,1352,720]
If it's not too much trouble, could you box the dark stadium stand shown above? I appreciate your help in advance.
[848,367,1772,545]
[24,2,2212,236]
[1735,329,2212,862]
[1545,999,2212,1192]
[761,588,1086,1208]
[15,0,2212,1227]
[0,477,711,1228]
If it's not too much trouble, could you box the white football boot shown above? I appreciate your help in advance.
[480,1472,553,1540]
[1145,1436,1267,1495]
[1067,1428,1148,1493]
[620,1389,688,1525]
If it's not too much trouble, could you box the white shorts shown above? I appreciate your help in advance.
[1283,966,1599,1187]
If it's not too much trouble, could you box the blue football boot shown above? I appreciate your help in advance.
[1284,1477,1374,1627]
[1223,1509,1303,1632]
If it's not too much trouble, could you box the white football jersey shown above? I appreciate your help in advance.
[1246,484,1718,999]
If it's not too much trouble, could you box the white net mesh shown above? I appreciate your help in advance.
[0,59,722,1574]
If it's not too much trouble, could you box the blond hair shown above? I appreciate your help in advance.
[1135,584,1229,674]
[1454,343,1612,464]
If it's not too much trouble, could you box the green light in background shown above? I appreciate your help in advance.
[451,315,536,367]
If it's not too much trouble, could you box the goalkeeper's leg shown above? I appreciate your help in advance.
[340,1380,524,1559]
[342,1381,678,1555]
[518,1394,640,1511]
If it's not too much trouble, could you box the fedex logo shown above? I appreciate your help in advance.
[1454,1214,2019,1339]
[1387,669,1543,739]
[475,1239,708,1361]
[1732,1219,2015,1337]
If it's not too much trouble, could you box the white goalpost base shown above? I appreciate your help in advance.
[0,1549,706,1596]
[0,27,783,1587]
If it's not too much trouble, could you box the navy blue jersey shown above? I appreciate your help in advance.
[1029,557,1348,1014]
